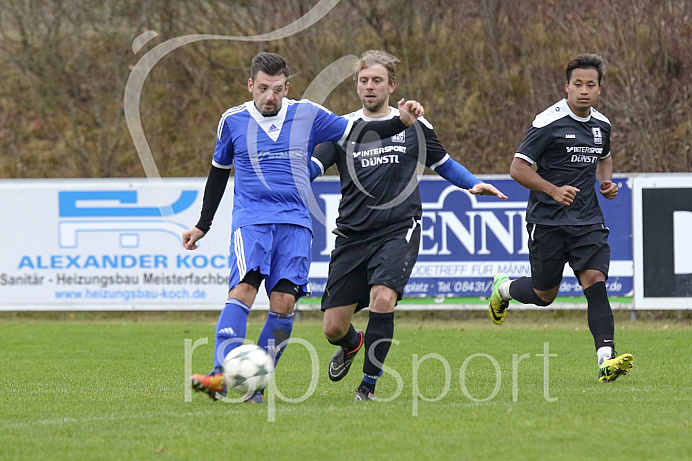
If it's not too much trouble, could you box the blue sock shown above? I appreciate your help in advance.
[257,310,294,366]
[360,372,382,393]
[213,298,250,369]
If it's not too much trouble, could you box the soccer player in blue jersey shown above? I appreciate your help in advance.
[186,52,424,403]
[310,50,507,401]
[488,54,634,382]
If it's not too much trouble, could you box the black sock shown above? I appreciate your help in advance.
[584,281,614,350]
[358,379,375,394]
[362,311,395,390]
[328,323,360,351]
[508,276,552,306]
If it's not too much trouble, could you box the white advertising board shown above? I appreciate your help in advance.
[0,178,269,310]
[633,174,692,309]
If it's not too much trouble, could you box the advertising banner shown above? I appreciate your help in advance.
[633,174,692,309]
[0,179,246,310]
[310,175,633,298]
[0,176,633,310]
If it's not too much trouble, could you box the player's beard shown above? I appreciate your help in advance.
[257,101,280,117]
[261,108,279,117]
[362,97,386,114]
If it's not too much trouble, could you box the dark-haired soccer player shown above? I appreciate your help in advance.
[185,52,424,403]
[311,50,507,401]
[488,54,634,382]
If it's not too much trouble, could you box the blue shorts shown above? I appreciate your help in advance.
[228,223,312,297]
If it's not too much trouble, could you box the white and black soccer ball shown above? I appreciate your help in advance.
[222,344,274,395]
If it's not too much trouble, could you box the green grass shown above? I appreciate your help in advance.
[1,313,690,460]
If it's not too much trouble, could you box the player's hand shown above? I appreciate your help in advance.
[398,98,424,126]
[469,183,508,200]
[551,185,580,206]
[182,227,205,250]
[600,180,618,199]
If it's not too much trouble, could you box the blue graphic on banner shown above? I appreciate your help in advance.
[309,177,633,298]
[57,190,197,249]
[59,190,197,217]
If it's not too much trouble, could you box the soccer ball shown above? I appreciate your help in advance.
[222,344,274,395]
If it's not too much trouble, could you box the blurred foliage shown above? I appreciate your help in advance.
[0,0,690,178]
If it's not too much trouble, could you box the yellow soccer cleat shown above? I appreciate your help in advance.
[488,273,510,325]
[598,353,634,382]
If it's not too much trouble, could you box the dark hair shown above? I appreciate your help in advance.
[354,50,399,84]
[566,54,604,84]
[250,52,290,81]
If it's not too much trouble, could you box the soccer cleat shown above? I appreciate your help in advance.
[328,329,364,382]
[354,388,375,402]
[244,391,265,404]
[488,273,510,325]
[190,372,226,400]
[598,353,634,382]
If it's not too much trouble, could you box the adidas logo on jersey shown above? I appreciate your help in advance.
[268,124,280,133]
[391,132,405,143]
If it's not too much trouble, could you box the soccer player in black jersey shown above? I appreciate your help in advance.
[488,54,634,382]
[310,50,507,401]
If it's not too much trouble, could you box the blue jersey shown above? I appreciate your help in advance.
[212,98,352,231]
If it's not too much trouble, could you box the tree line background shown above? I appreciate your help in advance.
[1,0,690,179]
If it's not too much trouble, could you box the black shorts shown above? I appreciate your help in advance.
[527,223,610,291]
[321,219,420,312]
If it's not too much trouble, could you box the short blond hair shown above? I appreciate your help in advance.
[354,50,400,84]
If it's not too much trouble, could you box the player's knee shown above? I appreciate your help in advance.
[229,279,259,306]
[323,321,348,342]
[369,285,397,313]
[534,296,553,307]
[269,294,295,315]
[269,280,299,315]
[533,286,558,306]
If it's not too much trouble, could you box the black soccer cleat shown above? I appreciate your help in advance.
[328,329,364,382]
[354,387,375,402]
[244,391,265,404]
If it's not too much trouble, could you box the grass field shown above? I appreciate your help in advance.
[1,311,690,461]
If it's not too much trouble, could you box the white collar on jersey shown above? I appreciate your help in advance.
[561,98,592,122]
[245,98,288,142]
[350,106,398,122]
[349,106,434,130]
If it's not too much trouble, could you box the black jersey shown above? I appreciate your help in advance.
[312,108,449,234]
[515,99,612,226]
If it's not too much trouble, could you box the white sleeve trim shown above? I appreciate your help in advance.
[311,157,325,176]
[336,118,355,145]
[418,116,433,130]
[514,153,534,165]
[211,160,233,169]
[429,153,450,171]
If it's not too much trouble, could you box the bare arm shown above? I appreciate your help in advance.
[596,156,618,199]
[510,157,580,206]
